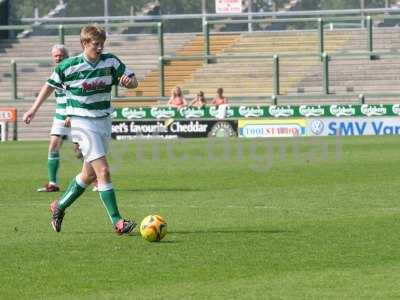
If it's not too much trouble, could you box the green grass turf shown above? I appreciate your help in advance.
[1,136,400,299]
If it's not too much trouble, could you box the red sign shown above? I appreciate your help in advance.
[0,108,17,122]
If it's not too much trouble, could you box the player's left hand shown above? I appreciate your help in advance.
[23,109,35,124]
[64,117,71,127]
[119,74,134,88]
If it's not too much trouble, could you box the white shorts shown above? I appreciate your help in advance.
[50,118,70,137]
[70,116,112,162]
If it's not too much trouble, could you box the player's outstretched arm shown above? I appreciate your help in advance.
[23,84,55,124]
[119,74,138,89]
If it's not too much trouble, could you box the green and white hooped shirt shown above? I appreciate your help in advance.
[47,53,134,118]
[54,88,67,121]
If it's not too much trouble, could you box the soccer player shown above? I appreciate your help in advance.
[37,44,82,192]
[23,24,138,235]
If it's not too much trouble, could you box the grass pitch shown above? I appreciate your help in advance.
[1,136,400,299]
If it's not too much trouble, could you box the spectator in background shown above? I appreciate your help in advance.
[211,87,228,106]
[190,91,206,108]
[212,87,229,119]
[168,86,187,108]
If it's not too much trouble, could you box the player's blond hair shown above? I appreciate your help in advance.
[80,24,106,46]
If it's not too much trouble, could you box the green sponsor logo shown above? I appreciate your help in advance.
[150,107,176,119]
[179,107,205,118]
[329,105,356,117]
[209,106,235,118]
[238,106,264,118]
[121,108,147,119]
[269,106,295,117]
[360,104,387,117]
[392,104,400,116]
[299,105,325,117]
[115,104,400,120]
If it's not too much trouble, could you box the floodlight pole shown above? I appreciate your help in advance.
[360,0,365,28]
[248,0,253,32]
[34,8,39,24]
[104,0,109,34]
[201,0,207,24]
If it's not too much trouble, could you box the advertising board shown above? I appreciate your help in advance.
[112,120,237,139]
[114,104,400,121]
[307,117,400,136]
[238,119,307,138]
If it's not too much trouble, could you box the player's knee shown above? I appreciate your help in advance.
[80,172,96,185]
[49,143,60,152]
[96,166,110,180]
[87,172,97,183]
[49,136,62,152]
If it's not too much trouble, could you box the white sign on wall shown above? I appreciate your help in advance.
[215,0,242,14]
[307,117,400,136]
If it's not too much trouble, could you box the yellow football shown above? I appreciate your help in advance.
[140,215,167,242]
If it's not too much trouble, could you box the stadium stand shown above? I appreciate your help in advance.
[1,24,400,139]
[0,33,195,101]
[181,30,351,104]
[214,0,302,32]
[293,27,400,102]
[0,33,194,140]
[17,1,67,38]
[128,34,240,97]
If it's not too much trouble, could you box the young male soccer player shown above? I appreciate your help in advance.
[23,24,138,234]
[37,44,83,193]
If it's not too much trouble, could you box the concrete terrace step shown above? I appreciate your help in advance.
[179,31,346,97]
[130,34,240,98]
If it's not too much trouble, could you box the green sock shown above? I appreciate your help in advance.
[48,151,60,184]
[99,189,122,225]
[58,176,86,210]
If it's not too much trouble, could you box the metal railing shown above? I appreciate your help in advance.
[161,50,400,105]
[0,21,160,46]
[161,14,400,101]
[202,15,381,62]
[18,7,400,24]
[0,21,162,100]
